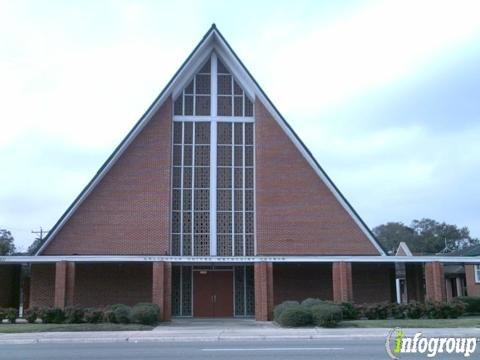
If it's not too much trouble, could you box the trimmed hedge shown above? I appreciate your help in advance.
[39,308,66,324]
[311,303,343,327]
[456,297,480,314]
[108,304,132,324]
[301,298,324,309]
[273,300,300,321]
[277,305,312,327]
[131,303,161,325]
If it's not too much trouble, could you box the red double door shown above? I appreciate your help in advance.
[193,270,233,317]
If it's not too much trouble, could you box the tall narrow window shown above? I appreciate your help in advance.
[171,53,254,257]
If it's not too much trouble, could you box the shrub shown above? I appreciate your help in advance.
[341,302,360,320]
[277,305,313,327]
[84,308,104,324]
[389,303,407,319]
[4,308,17,324]
[103,309,116,323]
[444,302,465,319]
[311,303,343,327]
[131,303,161,325]
[273,301,300,321]
[456,297,480,314]
[0,308,6,323]
[39,307,65,324]
[64,306,85,324]
[405,301,425,319]
[24,308,39,323]
[363,303,389,320]
[301,298,325,309]
[426,302,465,319]
[109,304,131,324]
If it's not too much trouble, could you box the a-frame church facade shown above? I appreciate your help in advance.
[1,25,476,320]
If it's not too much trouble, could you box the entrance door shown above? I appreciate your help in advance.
[193,270,233,317]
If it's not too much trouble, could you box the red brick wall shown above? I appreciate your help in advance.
[406,263,425,302]
[255,100,380,255]
[30,264,55,308]
[465,265,480,297]
[425,262,446,302]
[74,263,152,307]
[42,99,172,255]
[273,263,333,304]
[352,263,395,303]
[0,265,20,308]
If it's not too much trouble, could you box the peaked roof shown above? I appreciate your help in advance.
[446,244,480,257]
[37,24,387,256]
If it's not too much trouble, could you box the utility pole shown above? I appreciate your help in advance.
[31,227,48,241]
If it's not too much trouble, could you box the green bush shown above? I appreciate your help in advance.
[131,303,161,325]
[301,298,325,309]
[341,302,360,320]
[0,308,6,323]
[84,308,104,324]
[273,301,300,321]
[405,301,426,319]
[24,308,39,323]
[109,304,132,324]
[64,306,85,324]
[277,305,313,327]
[456,297,480,314]
[4,308,17,324]
[362,303,389,320]
[389,303,407,319]
[39,307,66,324]
[311,303,343,327]
[426,302,465,319]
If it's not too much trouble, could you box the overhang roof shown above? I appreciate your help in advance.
[37,24,387,256]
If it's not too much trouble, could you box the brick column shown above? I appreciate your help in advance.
[54,261,75,308]
[152,262,172,321]
[255,262,273,321]
[332,262,353,303]
[425,262,446,302]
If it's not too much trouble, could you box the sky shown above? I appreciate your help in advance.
[1,0,480,251]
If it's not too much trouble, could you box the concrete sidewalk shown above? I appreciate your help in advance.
[0,319,479,345]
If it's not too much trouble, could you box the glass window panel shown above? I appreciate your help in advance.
[184,122,193,144]
[171,234,180,256]
[234,123,243,144]
[217,235,232,256]
[217,59,229,74]
[172,212,181,233]
[183,234,192,256]
[234,190,243,211]
[172,189,181,211]
[195,146,210,166]
[217,146,232,166]
[199,59,211,74]
[195,95,210,116]
[217,122,232,144]
[194,234,209,256]
[172,167,181,188]
[217,167,231,188]
[234,212,243,233]
[234,96,243,116]
[245,212,254,233]
[245,168,254,188]
[233,80,243,95]
[173,145,182,166]
[217,212,232,234]
[217,190,232,211]
[234,146,243,166]
[194,189,209,211]
[194,212,209,233]
[173,122,182,144]
[195,74,210,95]
[183,167,192,188]
[183,211,192,233]
[174,97,183,115]
[245,96,253,117]
[195,122,210,144]
[183,189,192,210]
[245,123,253,145]
[245,146,254,166]
[245,235,254,256]
[184,95,194,115]
[217,96,232,116]
[183,145,192,166]
[185,80,194,95]
[245,190,254,211]
[234,168,243,188]
[218,74,232,95]
[194,167,209,188]
[234,236,244,256]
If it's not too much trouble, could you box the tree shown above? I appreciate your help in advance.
[27,237,46,255]
[0,229,16,255]
[373,218,480,255]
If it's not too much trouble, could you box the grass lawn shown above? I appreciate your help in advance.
[0,323,154,333]
[340,316,480,328]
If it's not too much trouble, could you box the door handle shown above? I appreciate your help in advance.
[212,294,216,303]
